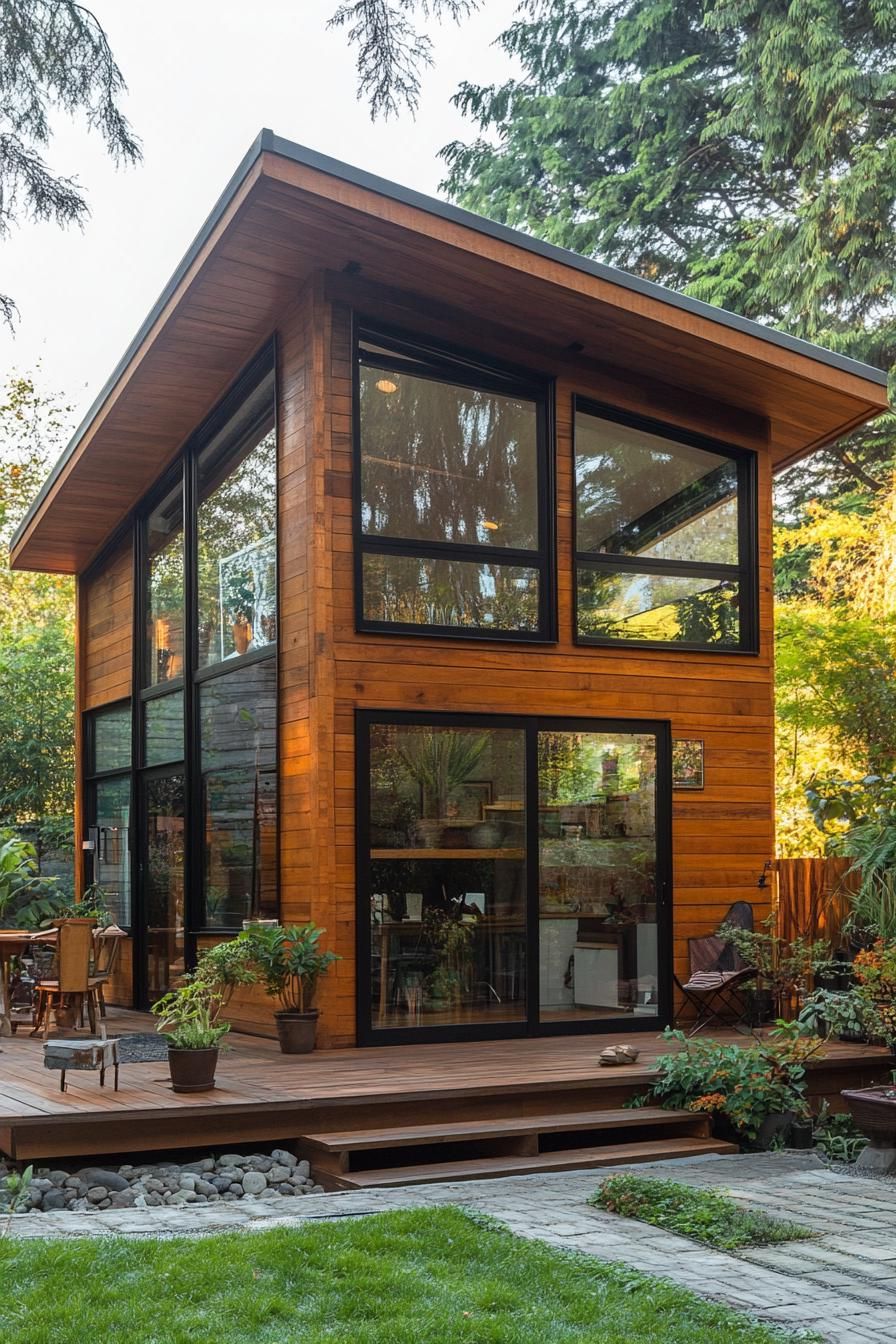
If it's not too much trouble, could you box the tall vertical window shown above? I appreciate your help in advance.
[85,702,132,928]
[356,329,553,640]
[146,482,184,686]
[574,402,757,651]
[197,368,277,669]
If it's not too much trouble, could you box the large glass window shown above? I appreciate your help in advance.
[200,660,277,928]
[359,713,669,1041]
[146,482,184,686]
[197,368,277,669]
[365,720,527,1032]
[86,703,132,927]
[357,331,552,639]
[574,403,756,650]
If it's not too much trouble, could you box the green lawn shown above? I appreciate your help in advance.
[0,1206,807,1343]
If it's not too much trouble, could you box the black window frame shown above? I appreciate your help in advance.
[572,397,759,655]
[131,338,280,953]
[353,319,557,643]
[355,707,673,1046]
[83,697,133,933]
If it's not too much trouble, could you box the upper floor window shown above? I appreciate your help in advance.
[356,328,553,640]
[146,482,184,687]
[574,401,757,652]
[197,368,277,669]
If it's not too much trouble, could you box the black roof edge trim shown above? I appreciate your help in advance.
[12,126,888,557]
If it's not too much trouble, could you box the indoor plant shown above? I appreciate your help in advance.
[151,970,232,1092]
[248,922,340,1053]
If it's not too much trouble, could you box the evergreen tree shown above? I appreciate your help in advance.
[0,0,140,322]
[441,0,896,502]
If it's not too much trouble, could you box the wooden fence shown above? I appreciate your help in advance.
[774,856,858,948]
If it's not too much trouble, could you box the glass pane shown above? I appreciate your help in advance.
[538,731,658,1023]
[367,722,527,1031]
[144,772,185,1001]
[146,483,184,686]
[197,369,277,669]
[577,568,741,646]
[359,359,539,549]
[144,692,184,767]
[200,661,277,927]
[93,776,131,926]
[92,704,131,774]
[575,411,739,565]
[362,553,540,632]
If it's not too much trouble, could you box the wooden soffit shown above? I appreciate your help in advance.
[11,130,889,574]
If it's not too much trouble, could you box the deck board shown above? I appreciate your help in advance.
[0,1008,889,1160]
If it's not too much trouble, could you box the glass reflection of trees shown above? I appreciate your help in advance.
[146,485,184,686]
[197,383,276,669]
[575,407,748,648]
[358,338,547,635]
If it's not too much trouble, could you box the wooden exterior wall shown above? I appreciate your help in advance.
[77,269,778,1046]
[281,274,776,1047]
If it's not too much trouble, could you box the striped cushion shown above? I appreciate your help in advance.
[684,970,740,991]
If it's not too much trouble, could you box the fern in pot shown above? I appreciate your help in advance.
[249,923,340,1053]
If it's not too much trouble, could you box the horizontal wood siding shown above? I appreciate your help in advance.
[81,537,133,711]
[308,279,776,1045]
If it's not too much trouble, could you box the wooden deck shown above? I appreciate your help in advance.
[0,1009,891,1162]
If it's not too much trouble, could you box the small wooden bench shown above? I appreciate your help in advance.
[43,1037,120,1093]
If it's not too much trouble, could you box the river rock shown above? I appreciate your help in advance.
[241,1170,267,1196]
[75,1168,130,1193]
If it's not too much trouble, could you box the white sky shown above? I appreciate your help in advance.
[1,0,520,420]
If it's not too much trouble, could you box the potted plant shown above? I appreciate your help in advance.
[151,975,231,1092]
[248,922,340,1053]
[718,913,830,1019]
[795,985,885,1045]
[394,729,488,848]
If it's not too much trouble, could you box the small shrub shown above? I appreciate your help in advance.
[591,1174,812,1250]
[0,1165,33,1213]
[813,1108,869,1164]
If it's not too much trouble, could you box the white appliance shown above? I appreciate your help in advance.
[573,942,619,1009]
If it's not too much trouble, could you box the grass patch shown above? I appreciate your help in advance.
[0,1205,809,1343]
[591,1174,812,1251]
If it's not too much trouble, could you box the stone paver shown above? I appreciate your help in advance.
[4,1151,896,1342]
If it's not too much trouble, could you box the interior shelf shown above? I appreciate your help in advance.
[370,848,526,861]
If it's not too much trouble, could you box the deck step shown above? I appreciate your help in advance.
[325,1137,739,1188]
[300,1107,703,1153]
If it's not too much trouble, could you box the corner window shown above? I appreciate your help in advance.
[574,402,757,651]
[356,329,553,640]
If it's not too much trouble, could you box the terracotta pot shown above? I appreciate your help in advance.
[167,1046,219,1093]
[275,1009,318,1054]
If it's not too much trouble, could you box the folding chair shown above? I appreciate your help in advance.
[674,900,756,1036]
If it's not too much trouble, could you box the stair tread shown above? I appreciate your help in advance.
[300,1107,704,1152]
[328,1137,739,1187]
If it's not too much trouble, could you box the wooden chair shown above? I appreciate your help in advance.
[90,926,125,1018]
[31,921,99,1040]
[674,900,756,1036]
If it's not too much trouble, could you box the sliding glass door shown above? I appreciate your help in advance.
[357,711,670,1043]
[538,730,659,1025]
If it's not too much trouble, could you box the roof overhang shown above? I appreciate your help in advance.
[11,128,889,574]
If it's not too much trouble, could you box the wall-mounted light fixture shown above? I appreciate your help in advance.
[757,860,773,889]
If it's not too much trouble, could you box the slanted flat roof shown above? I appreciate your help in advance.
[11,128,889,574]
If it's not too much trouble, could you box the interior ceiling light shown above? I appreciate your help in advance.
[375,378,398,394]
[483,519,500,530]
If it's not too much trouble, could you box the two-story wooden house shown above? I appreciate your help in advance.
[11,130,888,1050]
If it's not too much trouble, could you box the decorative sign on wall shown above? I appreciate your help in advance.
[672,738,705,790]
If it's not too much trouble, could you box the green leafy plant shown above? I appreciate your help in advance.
[0,1164,33,1213]
[151,976,230,1050]
[47,883,113,927]
[394,729,488,818]
[718,913,829,1006]
[807,775,896,939]
[812,1104,869,1165]
[247,923,340,1014]
[193,935,260,1008]
[591,1174,811,1250]
[636,1028,819,1142]
[795,987,884,1043]
[0,830,61,928]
